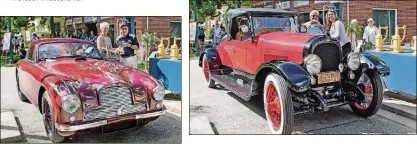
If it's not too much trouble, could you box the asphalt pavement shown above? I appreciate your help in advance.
[189,60,417,134]
[1,67,181,143]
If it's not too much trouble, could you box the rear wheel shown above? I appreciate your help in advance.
[41,92,66,143]
[263,73,294,134]
[202,54,215,88]
[349,71,383,117]
[16,70,28,102]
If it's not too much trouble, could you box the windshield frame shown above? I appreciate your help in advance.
[250,13,300,36]
[36,41,103,62]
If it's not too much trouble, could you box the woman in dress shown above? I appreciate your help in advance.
[97,22,117,58]
[326,9,351,56]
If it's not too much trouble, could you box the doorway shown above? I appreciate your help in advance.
[373,8,397,42]
[85,23,98,36]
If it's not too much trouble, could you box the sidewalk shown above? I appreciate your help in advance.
[1,111,23,143]
[382,96,416,120]
[164,93,181,117]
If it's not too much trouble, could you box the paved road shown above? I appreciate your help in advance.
[190,60,417,134]
[1,67,181,143]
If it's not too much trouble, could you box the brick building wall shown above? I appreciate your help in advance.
[134,16,182,38]
[253,0,416,42]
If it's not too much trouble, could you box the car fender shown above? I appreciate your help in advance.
[254,60,310,92]
[360,53,390,77]
[198,48,217,67]
[40,75,77,123]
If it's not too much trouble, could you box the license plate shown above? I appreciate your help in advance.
[317,71,341,84]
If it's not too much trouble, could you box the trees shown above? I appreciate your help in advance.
[190,0,252,23]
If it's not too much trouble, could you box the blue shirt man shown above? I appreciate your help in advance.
[116,23,140,68]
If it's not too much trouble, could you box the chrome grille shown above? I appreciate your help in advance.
[313,43,341,72]
[85,86,146,120]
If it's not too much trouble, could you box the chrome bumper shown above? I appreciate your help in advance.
[55,110,166,132]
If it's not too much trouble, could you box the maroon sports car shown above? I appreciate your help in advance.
[15,38,166,142]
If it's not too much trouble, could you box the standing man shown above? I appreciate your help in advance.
[116,23,140,69]
[213,23,222,47]
[363,18,378,43]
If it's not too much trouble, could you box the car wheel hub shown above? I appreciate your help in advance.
[266,82,282,130]
[354,74,374,110]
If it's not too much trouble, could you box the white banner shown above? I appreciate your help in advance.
[189,22,196,42]
[2,32,11,51]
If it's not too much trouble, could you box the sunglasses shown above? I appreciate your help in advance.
[367,21,373,23]
[311,15,319,17]
[122,28,128,31]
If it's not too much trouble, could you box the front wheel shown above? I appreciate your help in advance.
[202,54,215,88]
[41,92,66,143]
[263,73,294,134]
[349,71,383,117]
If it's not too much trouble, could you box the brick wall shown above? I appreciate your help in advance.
[134,16,182,38]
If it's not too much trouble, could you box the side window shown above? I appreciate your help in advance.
[237,16,251,41]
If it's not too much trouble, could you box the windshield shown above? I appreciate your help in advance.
[38,42,102,60]
[252,16,297,35]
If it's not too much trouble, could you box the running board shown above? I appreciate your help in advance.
[211,74,251,101]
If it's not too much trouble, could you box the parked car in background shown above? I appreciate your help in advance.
[199,8,390,134]
[16,38,166,142]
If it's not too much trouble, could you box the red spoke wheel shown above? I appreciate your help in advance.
[349,71,384,118]
[263,73,294,134]
[202,54,215,88]
[41,92,66,143]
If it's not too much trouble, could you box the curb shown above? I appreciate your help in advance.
[384,91,416,104]
[164,100,181,117]
[1,111,23,143]
[381,97,416,120]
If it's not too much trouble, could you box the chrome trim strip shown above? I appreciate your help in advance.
[136,110,166,119]
[55,120,108,131]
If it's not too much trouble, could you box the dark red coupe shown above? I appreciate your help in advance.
[199,8,390,134]
[16,38,166,142]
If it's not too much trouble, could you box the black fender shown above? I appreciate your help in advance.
[253,60,310,92]
[360,53,390,77]
[198,48,217,67]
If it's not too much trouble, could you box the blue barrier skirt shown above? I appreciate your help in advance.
[149,58,182,94]
[366,50,416,95]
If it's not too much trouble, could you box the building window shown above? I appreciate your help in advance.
[294,1,309,7]
[277,1,290,9]
[372,8,397,42]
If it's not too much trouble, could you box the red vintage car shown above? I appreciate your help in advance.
[15,38,166,142]
[199,8,390,134]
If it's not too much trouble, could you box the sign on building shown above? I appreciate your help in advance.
[100,16,112,19]
[294,1,309,7]
[74,17,83,24]
[65,19,72,25]
[84,16,97,23]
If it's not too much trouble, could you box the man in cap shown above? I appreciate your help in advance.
[116,23,140,69]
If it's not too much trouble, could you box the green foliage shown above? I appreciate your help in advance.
[344,20,362,38]
[14,17,30,28]
[190,0,251,24]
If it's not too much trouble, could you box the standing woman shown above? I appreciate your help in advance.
[326,9,351,56]
[97,22,116,58]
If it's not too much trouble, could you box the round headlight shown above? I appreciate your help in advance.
[152,85,165,101]
[62,94,81,114]
[347,52,360,70]
[304,54,322,75]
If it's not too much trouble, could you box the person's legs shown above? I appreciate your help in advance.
[342,42,352,56]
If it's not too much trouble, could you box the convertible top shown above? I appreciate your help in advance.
[224,8,298,38]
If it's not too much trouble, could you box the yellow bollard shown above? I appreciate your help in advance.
[375,26,388,51]
[170,37,181,60]
[158,37,170,58]
[391,25,406,53]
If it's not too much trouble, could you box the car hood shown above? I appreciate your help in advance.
[257,32,317,63]
[38,58,157,88]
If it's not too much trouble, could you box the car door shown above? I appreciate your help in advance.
[19,45,43,103]
[245,37,261,74]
